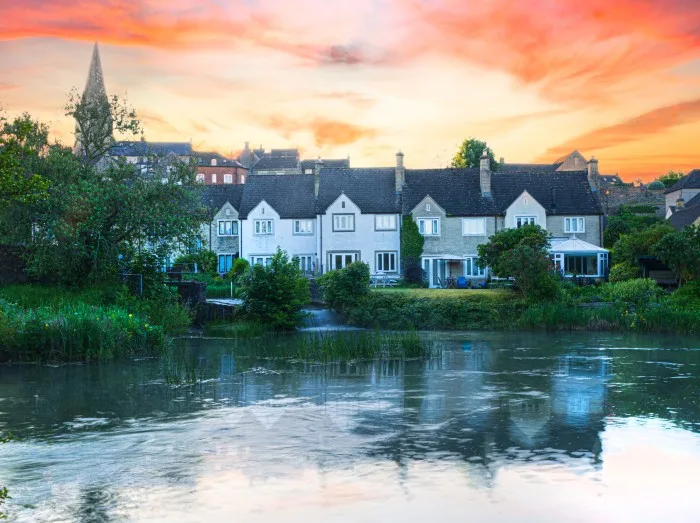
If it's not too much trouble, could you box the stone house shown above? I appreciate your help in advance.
[665,170,700,217]
[194,152,248,185]
[200,185,245,274]
[668,192,700,231]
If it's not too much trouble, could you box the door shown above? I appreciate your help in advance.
[331,253,359,271]
[553,253,564,275]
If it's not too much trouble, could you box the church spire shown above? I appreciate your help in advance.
[83,42,108,104]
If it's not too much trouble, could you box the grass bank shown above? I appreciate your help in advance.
[0,284,192,363]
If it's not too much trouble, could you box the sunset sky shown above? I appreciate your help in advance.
[1,0,700,180]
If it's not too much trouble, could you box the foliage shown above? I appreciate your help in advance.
[477,224,557,299]
[656,170,684,189]
[237,248,310,329]
[23,147,206,286]
[608,262,640,282]
[653,225,700,285]
[646,181,665,190]
[228,258,250,280]
[612,223,674,267]
[318,261,370,312]
[664,280,700,309]
[450,138,499,170]
[0,113,50,207]
[65,89,140,165]
[401,216,425,283]
[174,250,218,275]
[604,206,663,248]
[601,278,664,307]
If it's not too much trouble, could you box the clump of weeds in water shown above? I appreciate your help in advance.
[161,348,202,385]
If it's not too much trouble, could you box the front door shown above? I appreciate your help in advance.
[331,252,359,271]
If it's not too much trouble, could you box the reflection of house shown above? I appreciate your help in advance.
[552,354,610,427]
[508,397,551,448]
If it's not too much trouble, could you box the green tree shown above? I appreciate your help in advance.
[65,89,140,165]
[656,170,684,189]
[318,261,370,312]
[654,225,700,285]
[237,248,310,329]
[477,224,558,299]
[451,138,499,170]
[0,113,50,207]
[612,223,674,268]
[603,205,663,248]
[401,216,425,283]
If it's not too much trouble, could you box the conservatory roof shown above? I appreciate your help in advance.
[550,237,609,254]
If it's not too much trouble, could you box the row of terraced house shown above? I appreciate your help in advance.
[196,149,609,287]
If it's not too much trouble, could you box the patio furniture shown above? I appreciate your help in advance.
[456,276,468,289]
[445,277,457,289]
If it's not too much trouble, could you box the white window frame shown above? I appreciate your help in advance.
[375,215,397,231]
[376,251,398,273]
[240,174,246,184]
[196,173,205,183]
[224,174,233,184]
[217,220,238,236]
[250,255,273,267]
[296,255,314,272]
[515,216,536,228]
[254,219,273,235]
[462,218,486,236]
[417,217,440,236]
[294,219,314,235]
[464,257,486,277]
[565,217,585,233]
[332,213,355,232]
[211,173,217,184]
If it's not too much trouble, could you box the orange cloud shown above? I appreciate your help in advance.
[537,99,700,161]
[263,115,376,147]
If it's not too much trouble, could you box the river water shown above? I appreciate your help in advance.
[1,331,699,522]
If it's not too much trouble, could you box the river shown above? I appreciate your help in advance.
[1,331,699,522]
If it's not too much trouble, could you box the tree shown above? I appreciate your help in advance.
[318,261,370,312]
[654,225,700,285]
[656,170,684,189]
[237,248,310,329]
[65,89,140,165]
[451,138,499,170]
[0,113,50,206]
[603,205,663,248]
[477,224,558,299]
[401,216,425,283]
[612,223,674,268]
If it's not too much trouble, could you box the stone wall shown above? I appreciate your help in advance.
[0,245,28,285]
[599,186,665,216]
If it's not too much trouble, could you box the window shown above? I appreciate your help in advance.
[254,219,273,235]
[211,173,217,184]
[464,257,485,277]
[418,218,440,236]
[330,252,359,270]
[341,201,346,209]
[297,255,313,272]
[376,252,397,272]
[304,168,313,174]
[196,173,205,183]
[251,256,273,266]
[516,216,536,228]
[564,255,598,276]
[333,214,355,232]
[240,174,246,184]
[294,219,314,234]
[565,217,585,233]
[224,174,233,184]
[375,215,397,231]
[218,220,238,236]
[426,203,431,211]
[218,254,233,274]
[462,218,485,236]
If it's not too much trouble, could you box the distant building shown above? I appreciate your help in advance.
[664,169,700,218]
[193,151,248,185]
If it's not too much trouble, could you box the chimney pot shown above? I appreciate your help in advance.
[395,150,405,193]
[480,149,492,197]
[314,157,323,197]
[587,157,600,193]
[676,197,685,209]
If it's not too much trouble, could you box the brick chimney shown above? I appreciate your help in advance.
[676,197,685,209]
[480,149,492,197]
[395,151,405,193]
[314,157,323,197]
[587,157,600,193]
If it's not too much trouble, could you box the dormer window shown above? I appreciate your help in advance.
[212,159,218,167]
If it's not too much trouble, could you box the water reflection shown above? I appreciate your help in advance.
[0,332,699,522]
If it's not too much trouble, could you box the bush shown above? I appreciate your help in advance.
[227,258,250,281]
[665,281,700,309]
[237,248,310,329]
[175,251,217,275]
[401,217,424,283]
[602,278,663,307]
[318,261,370,312]
[608,263,639,282]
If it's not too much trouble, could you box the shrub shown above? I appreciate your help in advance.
[237,248,310,329]
[174,250,217,275]
[401,217,424,283]
[665,281,700,309]
[318,261,370,312]
[602,278,663,307]
[608,262,640,282]
[227,258,250,281]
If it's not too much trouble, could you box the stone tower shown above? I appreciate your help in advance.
[74,43,113,160]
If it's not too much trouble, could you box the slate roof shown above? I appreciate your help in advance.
[664,169,700,194]
[402,168,602,216]
[110,141,192,157]
[193,151,243,167]
[684,192,700,208]
[500,163,558,173]
[300,158,350,172]
[238,175,317,219]
[317,168,400,214]
[269,149,299,158]
[669,205,700,230]
[251,155,300,172]
[201,185,245,212]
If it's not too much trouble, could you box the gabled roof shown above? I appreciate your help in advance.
[201,185,244,212]
[550,237,608,253]
[110,141,192,157]
[239,175,316,219]
[269,149,299,158]
[317,168,400,214]
[402,169,602,216]
[300,158,350,172]
[668,205,700,230]
[193,151,243,167]
[251,155,300,172]
[684,192,700,209]
[664,169,700,194]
